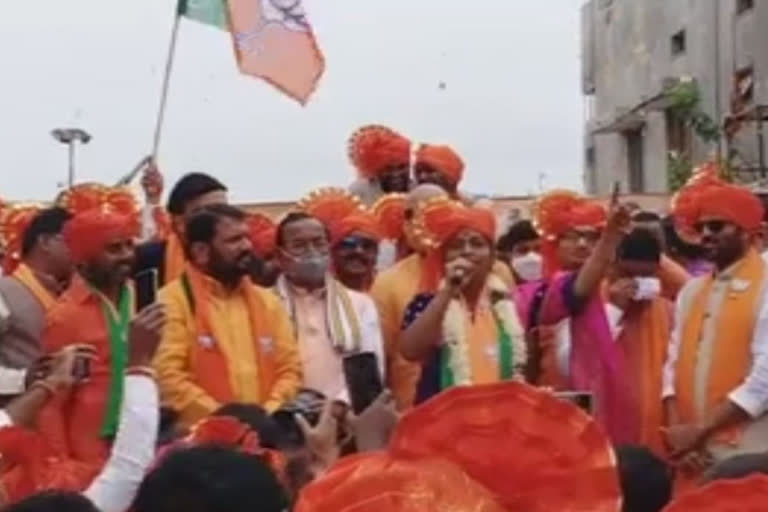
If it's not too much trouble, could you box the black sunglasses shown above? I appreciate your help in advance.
[694,220,728,235]
[337,236,378,251]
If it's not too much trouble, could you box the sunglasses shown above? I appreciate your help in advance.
[694,220,728,235]
[337,236,378,252]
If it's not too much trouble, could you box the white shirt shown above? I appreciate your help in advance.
[662,268,768,419]
[83,375,159,512]
[0,368,26,395]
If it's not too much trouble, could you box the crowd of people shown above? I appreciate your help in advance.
[0,125,767,511]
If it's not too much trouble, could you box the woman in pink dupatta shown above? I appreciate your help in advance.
[534,190,634,443]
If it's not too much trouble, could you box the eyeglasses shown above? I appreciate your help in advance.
[337,236,378,252]
[694,220,728,235]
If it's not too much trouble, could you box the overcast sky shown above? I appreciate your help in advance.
[0,0,583,203]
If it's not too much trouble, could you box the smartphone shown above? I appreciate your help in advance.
[342,352,383,414]
[135,268,159,311]
[72,352,91,380]
[554,391,594,415]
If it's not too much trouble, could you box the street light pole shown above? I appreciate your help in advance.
[51,128,92,187]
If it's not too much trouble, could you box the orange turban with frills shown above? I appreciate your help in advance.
[672,164,764,235]
[246,213,277,257]
[348,125,411,179]
[414,198,496,291]
[295,452,506,512]
[0,204,43,274]
[662,474,768,512]
[415,144,465,185]
[298,187,365,227]
[331,212,381,246]
[63,209,136,264]
[372,193,406,240]
[532,190,606,278]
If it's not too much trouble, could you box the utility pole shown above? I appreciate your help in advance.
[51,128,91,187]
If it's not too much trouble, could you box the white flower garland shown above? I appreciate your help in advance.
[441,274,527,386]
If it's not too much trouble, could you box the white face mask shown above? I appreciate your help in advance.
[511,252,543,282]
[633,277,661,301]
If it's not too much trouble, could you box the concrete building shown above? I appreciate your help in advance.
[581,0,768,194]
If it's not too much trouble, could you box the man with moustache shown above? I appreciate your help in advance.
[153,205,301,428]
[663,178,768,482]
[37,205,167,469]
[348,125,412,207]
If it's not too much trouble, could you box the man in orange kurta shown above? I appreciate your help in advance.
[38,205,152,467]
[663,176,768,480]
[154,204,301,428]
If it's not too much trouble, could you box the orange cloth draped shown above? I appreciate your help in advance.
[617,298,673,456]
[36,276,122,466]
[663,474,768,512]
[163,232,186,285]
[348,125,411,179]
[330,212,381,246]
[12,264,57,312]
[674,249,765,442]
[63,210,136,264]
[153,266,301,427]
[295,452,506,512]
[415,144,465,185]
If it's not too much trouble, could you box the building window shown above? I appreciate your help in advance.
[625,130,645,193]
[671,30,686,56]
[731,66,755,114]
[737,0,754,14]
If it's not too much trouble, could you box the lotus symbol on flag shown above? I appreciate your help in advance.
[263,0,309,32]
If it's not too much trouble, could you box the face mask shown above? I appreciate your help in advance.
[284,252,329,285]
[633,277,661,301]
[511,252,543,282]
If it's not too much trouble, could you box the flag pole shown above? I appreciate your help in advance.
[151,9,182,159]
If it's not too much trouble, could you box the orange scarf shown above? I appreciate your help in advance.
[164,232,186,285]
[619,298,672,456]
[675,249,765,442]
[12,264,57,312]
[182,267,277,404]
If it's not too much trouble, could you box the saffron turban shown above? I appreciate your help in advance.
[298,187,365,227]
[415,144,465,185]
[372,193,407,240]
[295,452,506,512]
[246,213,277,257]
[63,209,136,264]
[0,204,43,274]
[672,164,764,233]
[330,212,381,246]
[348,125,411,179]
[662,474,768,512]
[532,190,606,278]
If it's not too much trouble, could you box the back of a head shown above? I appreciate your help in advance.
[213,403,288,450]
[134,445,288,512]
[498,219,539,252]
[405,183,448,210]
[2,491,98,512]
[616,445,672,512]
[167,173,227,216]
[20,207,72,257]
[184,204,245,249]
[617,227,661,263]
[704,452,768,483]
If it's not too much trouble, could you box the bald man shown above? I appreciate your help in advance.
[371,184,513,408]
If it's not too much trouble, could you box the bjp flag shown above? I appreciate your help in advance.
[228,0,325,104]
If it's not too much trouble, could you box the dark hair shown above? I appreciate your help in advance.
[167,173,227,216]
[662,216,705,260]
[617,228,661,263]
[632,211,662,223]
[20,208,72,257]
[2,492,98,512]
[615,445,672,512]
[213,403,288,450]
[276,212,327,247]
[704,453,768,483]
[134,445,288,512]
[185,204,246,251]
[497,220,539,252]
